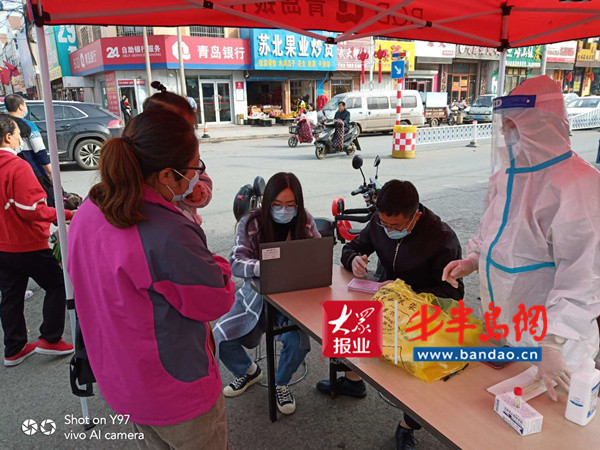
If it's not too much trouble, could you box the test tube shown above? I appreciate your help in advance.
[514,386,523,408]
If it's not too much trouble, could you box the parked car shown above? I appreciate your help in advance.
[318,89,425,133]
[463,94,495,123]
[566,96,600,119]
[563,93,579,106]
[1,101,122,170]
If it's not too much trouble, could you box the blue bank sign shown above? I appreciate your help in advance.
[249,29,336,71]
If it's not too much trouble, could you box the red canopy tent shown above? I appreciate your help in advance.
[29,1,600,49]
[26,0,600,430]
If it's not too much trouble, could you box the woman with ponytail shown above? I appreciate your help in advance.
[67,110,234,448]
[143,81,212,224]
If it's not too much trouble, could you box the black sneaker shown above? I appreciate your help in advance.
[223,366,262,398]
[276,385,296,414]
[395,423,418,450]
[316,376,367,398]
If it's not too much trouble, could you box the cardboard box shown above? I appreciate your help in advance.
[494,392,543,436]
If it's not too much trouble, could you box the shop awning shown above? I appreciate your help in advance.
[30,1,600,49]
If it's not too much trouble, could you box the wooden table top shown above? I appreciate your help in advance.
[265,265,600,449]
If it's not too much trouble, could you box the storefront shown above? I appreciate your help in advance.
[504,46,542,94]
[573,40,600,96]
[336,38,371,94]
[453,45,500,98]
[69,35,251,123]
[546,41,577,93]
[243,29,337,114]
[412,41,455,94]
[372,40,415,92]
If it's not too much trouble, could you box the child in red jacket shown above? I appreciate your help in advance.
[0,113,74,366]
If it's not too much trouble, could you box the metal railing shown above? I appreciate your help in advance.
[417,123,493,145]
[569,109,600,131]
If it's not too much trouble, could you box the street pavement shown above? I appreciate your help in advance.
[1,130,598,449]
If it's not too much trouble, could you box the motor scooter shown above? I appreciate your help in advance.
[233,176,266,221]
[331,155,381,243]
[287,116,320,147]
[314,119,361,160]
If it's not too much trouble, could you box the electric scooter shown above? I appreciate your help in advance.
[314,120,361,160]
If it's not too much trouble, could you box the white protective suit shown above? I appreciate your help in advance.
[466,76,600,371]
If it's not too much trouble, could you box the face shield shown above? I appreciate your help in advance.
[491,95,537,172]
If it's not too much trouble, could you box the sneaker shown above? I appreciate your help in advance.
[4,343,37,367]
[223,366,262,397]
[395,423,418,450]
[276,385,296,415]
[34,338,74,356]
[316,376,367,398]
[24,290,34,300]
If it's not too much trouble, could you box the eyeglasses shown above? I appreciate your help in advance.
[378,214,416,232]
[178,159,206,176]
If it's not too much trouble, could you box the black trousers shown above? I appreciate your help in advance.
[403,413,422,430]
[0,249,66,358]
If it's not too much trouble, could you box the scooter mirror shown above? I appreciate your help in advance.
[352,155,363,170]
[374,155,381,167]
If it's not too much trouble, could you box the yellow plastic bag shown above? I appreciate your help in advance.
[372,279,482,382]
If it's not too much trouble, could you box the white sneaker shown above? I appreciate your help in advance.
[223,366,263,397]
[276,385,296,414]
[24,290,34,300]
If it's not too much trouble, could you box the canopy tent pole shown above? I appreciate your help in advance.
[143,26,152,104]
[34,22,91,425]
[498,50,507,97]
[497,3,509,97]
[177,27,186,96]
[540,45,547,76]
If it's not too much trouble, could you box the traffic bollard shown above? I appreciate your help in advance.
[467,120,478,147]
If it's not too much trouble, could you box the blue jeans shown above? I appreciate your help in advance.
[219,311,309,386]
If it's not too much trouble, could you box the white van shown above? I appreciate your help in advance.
[319,90,425,133]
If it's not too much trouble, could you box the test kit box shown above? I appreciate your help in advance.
[494,392,543,436]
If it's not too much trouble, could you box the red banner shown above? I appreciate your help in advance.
[105,71,120,117]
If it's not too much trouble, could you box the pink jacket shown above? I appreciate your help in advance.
[67,187,234,425]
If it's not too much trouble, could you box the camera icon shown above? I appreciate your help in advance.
[40,419,57,436]
[21,419,38,436]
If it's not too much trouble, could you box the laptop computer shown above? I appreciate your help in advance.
[258,237,334,295]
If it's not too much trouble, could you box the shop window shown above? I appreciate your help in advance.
[117,26,153,37]
[367,96,389,110]
[190,26,225,38]
[331,79,353,97]
[92,26,102,41]
[290,81,302,98]
[79,27,90,47]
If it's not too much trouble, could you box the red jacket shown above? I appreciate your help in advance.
[0,148,73,252]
